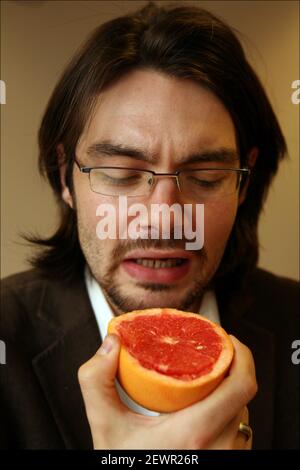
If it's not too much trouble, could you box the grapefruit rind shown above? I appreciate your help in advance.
[108,308,234,413]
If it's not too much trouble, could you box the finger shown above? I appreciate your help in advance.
[208,407,247,450]
[230,407,253,450]
[78,334,126,429]
[169,336,257,447]
[207,406,251,450]
[237,407,253,450]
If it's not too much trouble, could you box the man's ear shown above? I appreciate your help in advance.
[57,143,74,209]
[238,147,258,206]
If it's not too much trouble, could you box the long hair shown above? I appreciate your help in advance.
[26,1,287,289]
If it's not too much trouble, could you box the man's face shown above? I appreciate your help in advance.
[64,69,241,314]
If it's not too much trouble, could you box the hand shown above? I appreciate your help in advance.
[78,335,257,449]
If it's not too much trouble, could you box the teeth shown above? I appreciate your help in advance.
[135,258,184,268]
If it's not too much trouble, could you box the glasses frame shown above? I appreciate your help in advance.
[74,159,251,197]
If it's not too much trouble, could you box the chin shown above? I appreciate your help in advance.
[126,286,189,308]
[129,298,183,310]
[105,275,205,313]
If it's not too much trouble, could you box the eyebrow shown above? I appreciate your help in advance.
[86,140,239,165]
[86,141,159,163]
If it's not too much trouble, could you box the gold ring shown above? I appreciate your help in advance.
[238,422,252,441]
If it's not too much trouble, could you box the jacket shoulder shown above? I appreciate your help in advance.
[250,267,299,302]
[1,269,48,319]
[247,267,299,331]
[1,268,46,289]
[1,268,91,351]
[253,267,299,286]
[0,270,51,353]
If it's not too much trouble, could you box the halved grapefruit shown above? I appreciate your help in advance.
[108,308,234,413]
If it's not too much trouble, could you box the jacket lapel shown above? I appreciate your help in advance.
[32,277,101,449]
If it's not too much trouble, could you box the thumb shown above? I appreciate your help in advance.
[78,334,123,427]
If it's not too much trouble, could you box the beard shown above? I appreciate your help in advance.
[101,238,210,313]
[103,277,210,313]
[79,216,216,313]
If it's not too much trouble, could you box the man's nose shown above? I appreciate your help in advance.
[148,176,182,206]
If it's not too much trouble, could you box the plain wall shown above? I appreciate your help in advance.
[1,0,299,280]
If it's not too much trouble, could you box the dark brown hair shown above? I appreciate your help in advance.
[27,1,287,290]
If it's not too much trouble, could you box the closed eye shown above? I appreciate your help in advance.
[95,169,145,186]
[187,176,224,188]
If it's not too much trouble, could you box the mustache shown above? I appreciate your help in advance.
[111,238,203,262]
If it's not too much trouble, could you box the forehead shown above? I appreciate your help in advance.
[77,69,237,157]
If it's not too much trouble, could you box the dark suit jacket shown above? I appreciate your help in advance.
[0,267,299,449]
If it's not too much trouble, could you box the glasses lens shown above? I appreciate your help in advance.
[89,168,152,196]
[180,169,240,200]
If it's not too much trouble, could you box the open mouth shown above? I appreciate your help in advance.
[134,258,187,268]
[121,251,191,283]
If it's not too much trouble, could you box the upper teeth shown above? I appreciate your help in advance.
[135,258,183,268]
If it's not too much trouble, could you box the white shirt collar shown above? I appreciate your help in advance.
[84,264,221,416]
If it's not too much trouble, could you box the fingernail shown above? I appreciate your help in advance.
[97,336,114,355]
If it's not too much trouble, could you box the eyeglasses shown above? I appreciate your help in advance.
[74,160,250,201]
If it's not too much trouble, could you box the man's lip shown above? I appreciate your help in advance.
[121,258,191,283]
[121,250,193,283]
[123,250,193,261]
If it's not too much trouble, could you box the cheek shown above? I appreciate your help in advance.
[73,173,96,223]
[76,191,127,264]
[204,198,238,251]
[77,193,100,229]
[74,179,116,247]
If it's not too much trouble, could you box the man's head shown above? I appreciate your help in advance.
[63,68,253,313]
[30,1,286,310]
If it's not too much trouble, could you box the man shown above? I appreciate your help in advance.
[1,1,299,450]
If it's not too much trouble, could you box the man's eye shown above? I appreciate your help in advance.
[188,176,223,188]
[99,171,142,185]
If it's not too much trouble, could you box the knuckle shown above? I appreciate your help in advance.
[240,375,258,403]
[243,406,249,422]
[237,345,258,402]
[191,433,210,450]
[78,361,97,385]
[241,343,255,366]
[250,377,258,398]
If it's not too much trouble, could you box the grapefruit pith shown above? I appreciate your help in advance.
[108,308,234,412]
